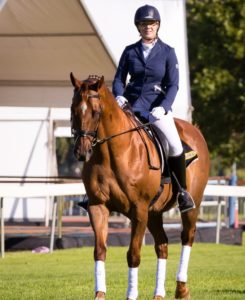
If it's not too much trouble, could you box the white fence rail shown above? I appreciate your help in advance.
[1,183,245,258]
[204,184,245,197]
[0,183,86,198]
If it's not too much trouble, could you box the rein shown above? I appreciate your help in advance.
[91,120,155,147]
[72,120,155,146]
[71,89,156,147]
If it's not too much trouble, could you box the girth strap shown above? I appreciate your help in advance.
[149,176,165,207]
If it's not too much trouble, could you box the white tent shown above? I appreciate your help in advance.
[0,0,116,107]
[0,0,191,221]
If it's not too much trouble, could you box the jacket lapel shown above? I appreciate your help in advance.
[146,41,162,63]
[134,41,145,64]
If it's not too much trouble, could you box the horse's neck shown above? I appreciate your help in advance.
[101,90,131,134]
[100,90,132,135]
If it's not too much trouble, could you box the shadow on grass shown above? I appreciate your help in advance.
[215,289,245,294]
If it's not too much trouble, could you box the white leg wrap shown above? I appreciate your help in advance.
[154,258,167,297]
[126,267,138,300]
[95,260,106,293]
[176,245,191,282]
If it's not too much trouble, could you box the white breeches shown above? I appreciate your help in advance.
[149,110,183,157]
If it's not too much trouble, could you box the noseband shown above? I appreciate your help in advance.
[72,128,97,138]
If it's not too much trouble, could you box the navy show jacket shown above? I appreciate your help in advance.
[112,39,179,117]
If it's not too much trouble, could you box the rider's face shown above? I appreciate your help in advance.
[137,21,159,43]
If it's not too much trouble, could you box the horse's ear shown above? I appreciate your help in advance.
[98,76,104,89]
[70,72,80,89]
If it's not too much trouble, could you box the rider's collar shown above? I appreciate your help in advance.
[141,39,158,50]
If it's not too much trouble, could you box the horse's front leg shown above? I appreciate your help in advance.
[126,204,148,300]
[88,204,109,300]
[175,208,198,300]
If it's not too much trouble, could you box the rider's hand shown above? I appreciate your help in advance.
[116,96,128,108]
[150,106,166,119]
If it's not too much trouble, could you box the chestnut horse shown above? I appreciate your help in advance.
[70,73,209,300]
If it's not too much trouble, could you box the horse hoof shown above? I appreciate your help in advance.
[153,296,164,300]
[175,281,190,299]
[95,291,105,300]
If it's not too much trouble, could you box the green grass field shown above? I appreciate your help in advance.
[1,234,245,300]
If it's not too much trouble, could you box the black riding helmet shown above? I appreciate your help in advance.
[134,4,161,25]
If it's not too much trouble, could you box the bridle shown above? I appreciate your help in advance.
[71,84,101,143]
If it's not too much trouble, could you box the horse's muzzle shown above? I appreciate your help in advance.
[74,138,93,162]
[74,148,93,162]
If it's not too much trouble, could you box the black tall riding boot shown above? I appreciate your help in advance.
[168,152,195,213]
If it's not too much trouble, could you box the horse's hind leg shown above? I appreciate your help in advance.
[88,204,109,300]
[175,208,198,300]
[147,211,168,300]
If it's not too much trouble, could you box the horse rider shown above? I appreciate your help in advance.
[112,4,195,213]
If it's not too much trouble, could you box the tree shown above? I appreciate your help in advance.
[56,137,83,177]
[186,0,245,173]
